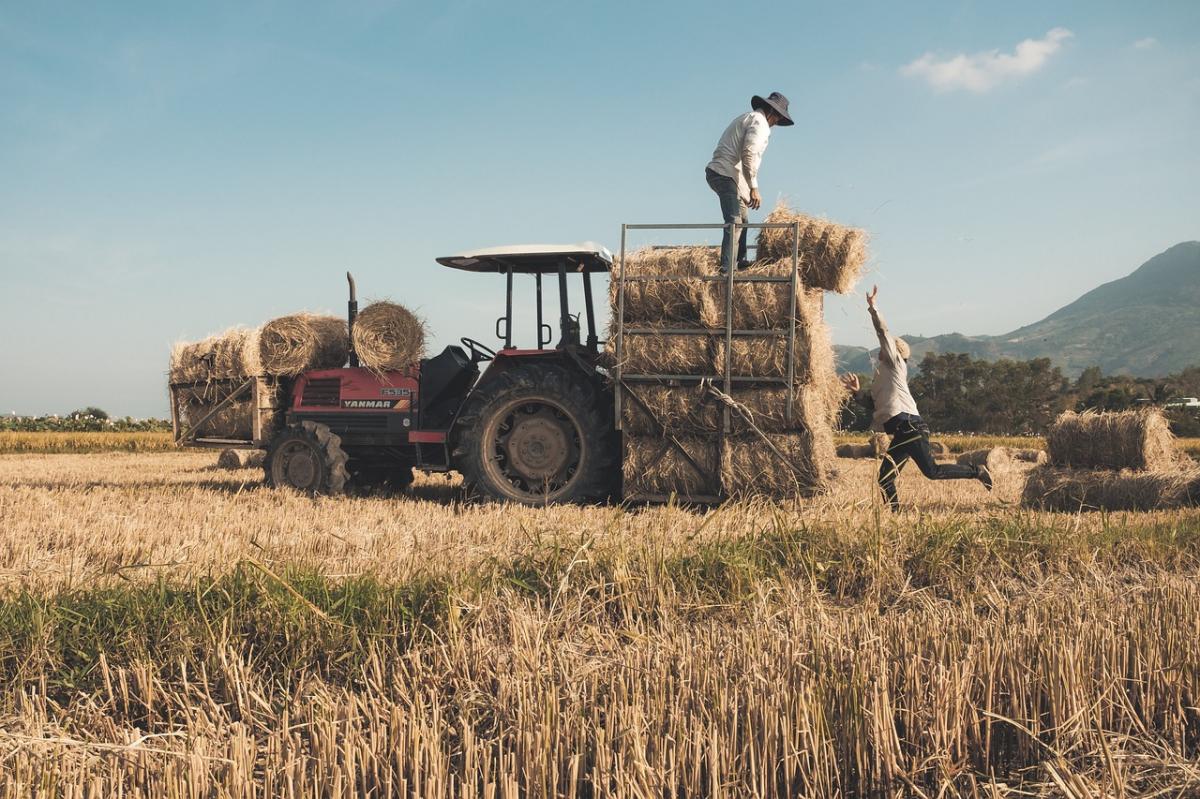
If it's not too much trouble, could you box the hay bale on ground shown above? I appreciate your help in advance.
[616,334,713,376]
[253,314,348,376]
[755,203,867,294]
[613,248,720,328]
[1046,409,1178,471]
[352,301,426,372]
[1021,466,1199,512]
[956,447,1014,470]
[623,435,719,497]
[928,440,948,458]
[217,449,266,469]
[1012,448,1048,465]
[170,328,257,384]
[870,433,890,457]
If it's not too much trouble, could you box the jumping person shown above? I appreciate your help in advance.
[843,286,992,511]
[705,92,793,273]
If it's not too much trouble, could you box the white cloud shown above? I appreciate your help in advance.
[1133,36,1158,49]
[901,28,1074,93]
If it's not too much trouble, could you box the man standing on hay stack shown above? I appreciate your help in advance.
[705,92,793,273]
[843,286,993,510]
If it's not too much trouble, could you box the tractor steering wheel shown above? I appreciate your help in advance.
[460,337,497,363]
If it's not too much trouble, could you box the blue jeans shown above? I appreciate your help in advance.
[878,415,980,511]
[705,168,747,272]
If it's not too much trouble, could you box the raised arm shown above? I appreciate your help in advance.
[867,285,898,364]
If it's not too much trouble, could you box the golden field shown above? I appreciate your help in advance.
[0,450,1198,796]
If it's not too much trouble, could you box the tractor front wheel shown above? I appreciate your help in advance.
[265,421,349,495]
[453,366,614,505]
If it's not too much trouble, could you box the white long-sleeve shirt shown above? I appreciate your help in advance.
[706,110,771,203]
[869,308,920,431]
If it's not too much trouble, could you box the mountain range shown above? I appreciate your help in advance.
[834,241,1200,378]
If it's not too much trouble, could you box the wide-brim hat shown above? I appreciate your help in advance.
[751,92,794,126]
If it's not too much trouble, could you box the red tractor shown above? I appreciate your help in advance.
[263,244,618,504]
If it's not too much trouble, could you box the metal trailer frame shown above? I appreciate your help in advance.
[613,221,802,503]
[169,375,285,450]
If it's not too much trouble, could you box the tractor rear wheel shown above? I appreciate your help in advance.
[453,365,615,505]
[265,421,349,495]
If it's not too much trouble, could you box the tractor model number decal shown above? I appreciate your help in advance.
[381,388,412,397]
[342,399,405,410]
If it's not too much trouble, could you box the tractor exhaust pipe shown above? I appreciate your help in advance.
[347,271,359,368]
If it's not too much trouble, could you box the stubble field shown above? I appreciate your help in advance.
[0,448,1198,796]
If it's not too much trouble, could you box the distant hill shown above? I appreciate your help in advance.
[835,241,1200,378]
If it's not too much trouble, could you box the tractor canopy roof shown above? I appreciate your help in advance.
[436,243,613,274]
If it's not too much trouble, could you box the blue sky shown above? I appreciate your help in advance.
[2,1,1197,416]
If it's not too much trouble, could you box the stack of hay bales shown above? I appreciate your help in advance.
[612,237,859,500]
[170,313,351,441]
[170,303,427,442]
[1022,409,1197,511]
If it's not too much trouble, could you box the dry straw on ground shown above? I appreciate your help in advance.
[1022,466,1200,512]
[1046,409,1178,471]
[755,203,868,294]
[351,301,426,372]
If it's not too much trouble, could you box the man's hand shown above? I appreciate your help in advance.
[748,188,762,210]
[840,373,860,393]
[866,284,879,311]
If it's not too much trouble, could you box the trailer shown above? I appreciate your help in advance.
[612,221,803,503]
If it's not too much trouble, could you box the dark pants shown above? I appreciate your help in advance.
[705,168,747,272]
[878,414,979,511]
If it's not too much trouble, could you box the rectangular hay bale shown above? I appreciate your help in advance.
[615,333,714,377]
[623,434,719,498]
[722,430,833,499]
[612,247,720,328]
[755,203,867,294]
[621,383,821,436]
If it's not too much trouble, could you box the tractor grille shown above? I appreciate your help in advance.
[295,413,389,432]
[301,378,341,407]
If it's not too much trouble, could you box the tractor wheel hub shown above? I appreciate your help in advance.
[506,415,569,481]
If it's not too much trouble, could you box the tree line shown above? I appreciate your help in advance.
[841,353,1200,435]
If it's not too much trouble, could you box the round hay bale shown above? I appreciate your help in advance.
[253,314,348,376]
[170,328,256,384]
[1046,409,1178,471]
[870,433,890,457]
[1012,448,1048,465]
[217,449,266,469]
[351,301,427,372]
